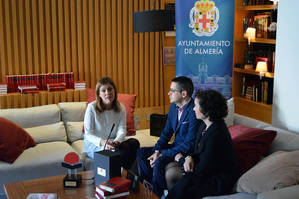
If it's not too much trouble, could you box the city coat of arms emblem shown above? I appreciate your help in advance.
[189,0,219,37]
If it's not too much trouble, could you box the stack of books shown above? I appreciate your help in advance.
[47,82,66,92]
[0,83,7,95]
[74,81,86,90]
[18,85,39,94]
[5,72,74,93]
[95,177,132,199]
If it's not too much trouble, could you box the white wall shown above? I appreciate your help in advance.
[272,0,299,133]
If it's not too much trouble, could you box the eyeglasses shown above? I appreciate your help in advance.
[169,89,180,93]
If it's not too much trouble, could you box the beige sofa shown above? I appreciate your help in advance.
[0,102,158,198]
[1,102,299,199]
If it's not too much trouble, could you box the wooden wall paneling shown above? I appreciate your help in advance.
[138,0,144,108]
[63,0,71,74]
[100,0,107,80]
[57,0,66,73]
[47,92,54,104]
[70,0,78,80]
[79,89,86,101]
[74,90,80,101]
[128,0,134,94]
[3,0,13,75]
[45,0,53,73]
[106,0,112,78]
[51,0,59,73]
[0,95,6,109]
[88,0,96,89]
[133,0,139,106]
[82,0,90,87]
[32,0,40,74]
[0,0,165,113]
[111,0,117,88]
[7,94,13,108]
[36,0,47,73]
[149,32,155,107]
[156,32,163,107]
[33,93,40,107]
[25,0,34,74]
[40,91,47,106]
[117,0,124,92]
[76,0,84,81]
[38,0,47,74]
[144,0,149,107]
[27,94,33,107]
[66,89,74,102]
[60,91,66,102]
[0,0,6,82]
[94,0,100,86]
[122,0,129,94]
[11,0,20,75]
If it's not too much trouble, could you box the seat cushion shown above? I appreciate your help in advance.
[25,122,67,144]
[0,104,60,128]
[0,141,81,195]
[58,102,87,124]
[0,117,36,163]
[237,150,299,193]
[66,121,84,142]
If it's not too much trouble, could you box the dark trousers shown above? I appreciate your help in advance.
[116,138,140,170]
[137,147,173,197]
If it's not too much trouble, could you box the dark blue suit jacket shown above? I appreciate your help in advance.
[153,99,201,157]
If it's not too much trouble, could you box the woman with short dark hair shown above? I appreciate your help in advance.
[164,89,239,199]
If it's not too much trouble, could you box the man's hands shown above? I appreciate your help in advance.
[183,156,194,172]
[174,153,183,162]
[147,151,161,168]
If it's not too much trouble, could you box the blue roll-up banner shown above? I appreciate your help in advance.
[176,0,234,99]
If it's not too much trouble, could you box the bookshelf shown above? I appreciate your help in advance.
[233,0,277,123]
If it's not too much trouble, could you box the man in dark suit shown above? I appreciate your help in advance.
[165,90,239,199]
[137,76,201,197]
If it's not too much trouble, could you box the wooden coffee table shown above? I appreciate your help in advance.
[4,170,160,199]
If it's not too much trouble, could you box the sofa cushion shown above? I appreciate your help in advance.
[87,88,137,135]
[118,93,137,135]
[257,184,299,199]
[66,121,84,142]
[0,141,80,192]
[237,150,299,193]
[0,104,60,128]
[229,125,277,175]
[58,102,87,124]
[203,192,257,199]
[25,122,67,144]
[263,126,299,154]
[0,117,36,163]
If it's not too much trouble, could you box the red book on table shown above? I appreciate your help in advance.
[99,177,131,193]
[96,184,129,197]
[95,191,128,199]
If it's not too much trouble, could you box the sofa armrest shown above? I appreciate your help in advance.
[257,184,299,199]
[233,113,270,129]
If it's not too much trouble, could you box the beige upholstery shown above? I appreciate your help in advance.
[0,104,60,128]
[25,122,67,144]
[65,121,84,142]
[58,102,87,124]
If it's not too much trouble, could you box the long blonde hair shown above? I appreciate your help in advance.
[95,77,121,113]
